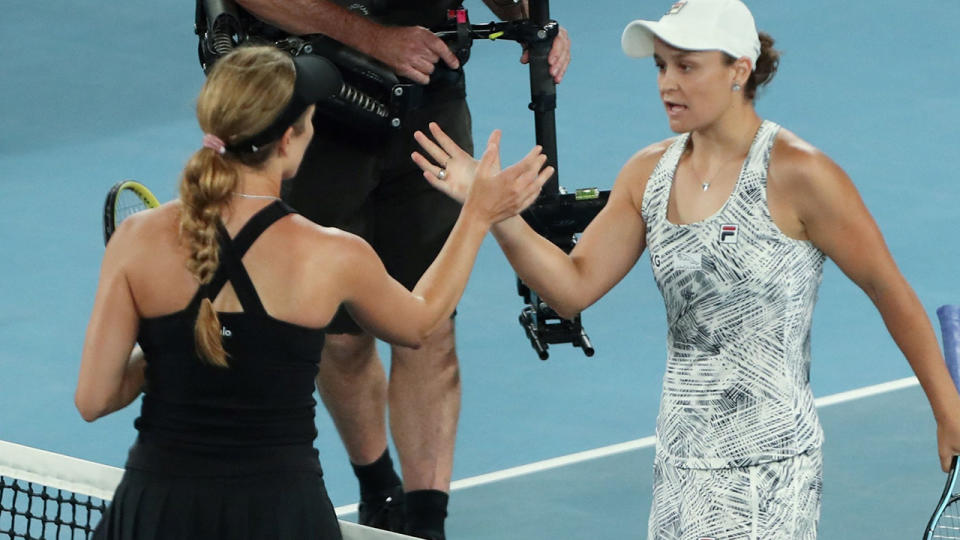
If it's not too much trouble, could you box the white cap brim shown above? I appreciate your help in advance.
[621,20,661,58]
[622,19,741,59]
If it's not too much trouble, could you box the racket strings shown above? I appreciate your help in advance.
[115,190,151,221]
[933,498,960,538]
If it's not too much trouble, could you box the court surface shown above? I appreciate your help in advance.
[2,1,959,538]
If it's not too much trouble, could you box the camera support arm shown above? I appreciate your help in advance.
[440,1,610,360]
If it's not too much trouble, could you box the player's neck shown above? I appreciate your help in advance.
[690,109,762,161]
[236,169,282,200]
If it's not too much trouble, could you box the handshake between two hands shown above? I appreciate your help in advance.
[411,122,555,225]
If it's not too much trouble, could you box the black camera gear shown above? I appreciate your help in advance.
[195,1,479,132]
[195,0,247,73]
[194,0,609,360]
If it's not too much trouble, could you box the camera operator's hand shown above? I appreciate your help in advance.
[234,0,463,84]
[520,25,570,83]
[371,25,461,85]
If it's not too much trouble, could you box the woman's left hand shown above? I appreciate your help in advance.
[413,122,494,204]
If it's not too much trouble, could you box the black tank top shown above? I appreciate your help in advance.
[128,201,326,476]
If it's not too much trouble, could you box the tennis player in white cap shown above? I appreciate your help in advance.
[411,0,960,537]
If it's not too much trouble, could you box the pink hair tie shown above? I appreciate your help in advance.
[202,133,227,155]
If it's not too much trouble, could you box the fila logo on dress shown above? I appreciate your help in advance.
[719,223,739,244]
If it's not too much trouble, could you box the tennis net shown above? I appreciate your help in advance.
[0,440,412,539]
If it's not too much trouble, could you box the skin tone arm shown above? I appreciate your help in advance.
[489,155,648,318]
[75,220,148,422]
[234,0,570,84]
[234,0,460,84]
[75,136,552,422]
[412,122,663,319]
[772,139,960,472]
[334,135,552,345]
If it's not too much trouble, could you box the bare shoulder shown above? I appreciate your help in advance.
[119,199,180,232]
[767,127,867,239]
[275,214,378,270]
[622,138,674,179]
[107,200,181,255]
[769,128,849,194]
[612,137,675,208]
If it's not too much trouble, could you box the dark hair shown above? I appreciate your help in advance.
[726,31,780,100]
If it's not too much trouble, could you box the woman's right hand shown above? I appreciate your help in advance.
[459,130,554,226]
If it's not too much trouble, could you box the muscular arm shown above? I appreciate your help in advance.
[491,147,659,319]
[234,0,460,83]
[235,0,374,46]
[780,139,960,470]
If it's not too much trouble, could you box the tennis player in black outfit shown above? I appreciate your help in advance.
[75,45,552,539]
[229,2,569,536]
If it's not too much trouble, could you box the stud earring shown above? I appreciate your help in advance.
[732,83,742,92]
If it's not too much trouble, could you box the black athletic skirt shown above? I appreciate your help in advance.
[93,440,342,540]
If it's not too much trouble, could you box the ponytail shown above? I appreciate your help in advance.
[746,32,780,100]
[178,45,298,367]
[180,148,238,367]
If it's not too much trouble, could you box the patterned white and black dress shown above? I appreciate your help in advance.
[642,120,825,539]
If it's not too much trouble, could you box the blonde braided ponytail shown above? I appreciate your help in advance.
[178,46,297,366]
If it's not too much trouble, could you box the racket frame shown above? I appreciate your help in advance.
[926,456,960,538]
[102,180,160,245]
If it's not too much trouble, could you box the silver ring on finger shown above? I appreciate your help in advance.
[437,168,447,180]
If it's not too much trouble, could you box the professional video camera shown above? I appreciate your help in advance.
[194,0,610,360]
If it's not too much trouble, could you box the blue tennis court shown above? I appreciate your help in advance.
[2,1,958,538]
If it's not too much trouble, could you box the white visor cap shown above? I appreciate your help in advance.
[622,0,761,69]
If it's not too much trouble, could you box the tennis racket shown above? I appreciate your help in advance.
[924,304,960,539]
[102,180,159,245]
